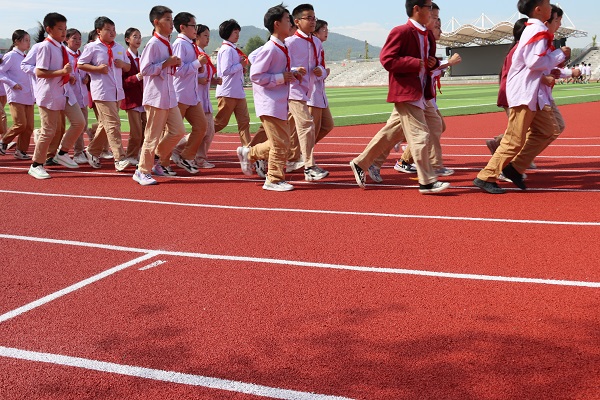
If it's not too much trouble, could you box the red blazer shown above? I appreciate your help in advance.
[120,51,143,110]
[380,20,438,104]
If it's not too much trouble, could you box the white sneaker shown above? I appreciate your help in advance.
[73,153,88,164]
[132,169,157,186]
[126,157,139,167]
[263,179,294,191]
[236,146,253,176]
[6,142,17,151]
[286,159,304,173]
[100,150,114,159]
[419,181,450,194]
[529,161,537,169]
[195,160,215,169]
[53,153,79,168]
[152,164,177,176]
[368,165,383,183]
[170,152,182,165]
[435,167,455,177]
[304,165,329,182]
[85,150,101,169]
[28,164,51,179]
[14,150,32,160]
[255,160,266,178]
[177,158,199,174]
[115,159,131,172]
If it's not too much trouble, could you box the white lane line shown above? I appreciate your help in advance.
[1,234,599,288]
[139,260,167,271]
[0,252,158,324]
[2,189,600,224]
[0,346,350,400]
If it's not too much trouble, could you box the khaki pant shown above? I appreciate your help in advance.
[3,103,34,153]
[138,105,186,174]
[87,100,125,161]
[289,100,316,168]
[47,111,66,159]
[196,113,215,163]
[249,115,289,183]
[73,108,89,155]
[353,102,437,185]
[0,95,7,137]
[250,114,299,163]
[399,101,445,168]
[310,105,334,144]
[477,105,559,181]
[47,102,85,159]
[126,109,146,160]
[34,107,60,164]
[177,102,207,160]
[214,97,251,146]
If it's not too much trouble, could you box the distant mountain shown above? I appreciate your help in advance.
[1,25,381,61]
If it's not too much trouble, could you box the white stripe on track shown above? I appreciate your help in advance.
[0,346,350,400]
[1,189,600,225]
[1,234,600,288]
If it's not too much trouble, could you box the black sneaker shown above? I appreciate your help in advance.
[502,163,527,190]
[419,181,450,194]
[0,143,7,155]
[473,178,506,194]
[44,157,59,166]
[349,161,366,188]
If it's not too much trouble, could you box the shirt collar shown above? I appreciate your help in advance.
[223,39,236,48]
[177,34,194,44]
[270,35,285,47]
[154,32,170,41]
[296,30,311,39]
[14,48,26,57]
[409,18,427,32]
[127,48,139,58]
[46,36,62,47]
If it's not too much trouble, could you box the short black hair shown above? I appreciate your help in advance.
[517,0,545,17]
[196,24,210,36]
[94,16,115,31]
[432,2,440,11]
[149,5,173,26]
[264,4,290,34]
[87,30,98,43]
[292,4,314,19]
[174,12,195,33]
[219,19,241,40]
[548,4,563,22]
[65,28,81,43]
[314,19,328,33]
[43,12,67,29]
[405,0,427,18]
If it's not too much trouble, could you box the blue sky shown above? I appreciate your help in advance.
[2,1,595,48]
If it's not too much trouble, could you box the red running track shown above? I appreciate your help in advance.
[0,102,600,399]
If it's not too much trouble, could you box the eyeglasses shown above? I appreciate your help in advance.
[299,16,318,22]
[421,4,434,10]
[183,24,196,28]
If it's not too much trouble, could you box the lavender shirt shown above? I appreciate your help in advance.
[78,39,129,102]
[215,40,245,99]
[172,35,202,106]
[35,37,67,110]
[285,32,326,102]
[140,34,178,110]
[250,37,289,121]
[0,49,35,105]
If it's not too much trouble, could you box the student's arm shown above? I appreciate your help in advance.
[0,53,18,88]
[523,33,566,72]
[250,46,292,87]
[380,27,422,74]
[35,44,72,78]
[21,49,37,76]
[218,48,243,77]
[173,41,200,78]
[140,42,165,78]
[77,46,109,74]
[114,57,131,73]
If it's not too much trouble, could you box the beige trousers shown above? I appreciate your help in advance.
[138,105,186,174]
[214,97,251,146]
[248,116,289,183]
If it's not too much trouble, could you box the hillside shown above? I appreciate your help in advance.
[0,25,381,61]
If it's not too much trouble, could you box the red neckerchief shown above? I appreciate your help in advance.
[222,42,248,64]
[98,38,115,66]
[415,26,429,62]
[433,75,442,97]
[154,33,176,74]
[177,34,201,57]
[44,37,70,85]
[524,23,555,57]
[66,48,80,72]
[294,31,319,68]
[270,39,290,71]
[199,49,216,79]
[320,49,326,69]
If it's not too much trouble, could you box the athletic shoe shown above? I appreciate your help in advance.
[195,160,215,169]
[177,158,199,174]
[28,164,51,180]
[100,150,114,159]
[393,142,401,152]
[114,159,131,172]
[502,163,527,190]
[529,161,537,169]
[394,160,417,173]
[304,165,328,181]
[350,161,366,189]
[0,143,7,155]
[499,172,527,183]
[419,181,450,194]
[170,152,181,165]
[53,153,79,169]
[152,164,177,176]
[236,146,253,176]
[44,157,59,166]
[255,160,266,178]
[85,150,101,169]
[435,167,455,177]
[126,157,139,167]
[485,139,499,155]
[33,129,41,144]
[263,179,294,191]
[14,150,32,160]
[368,165,383,183]
[73,153,88,164]
[285,159,304,172]
[132,169,157,186]
[6,142,16,151]
[473,178,505,194]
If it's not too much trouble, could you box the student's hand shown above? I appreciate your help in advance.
[13,84,22,90]
[198,65,205,73]
[313,66,323,77]
[240,56,249,67]
[572,68,582,78]
[198,54,208,65]
[82,75,90,85]
[561,46,571,60]
[541,74,555,87]
[69,75,77,85]
[283,71,295,83]
[427,56,437,69]
[198,77,208,85]
[448,53,462,66]
[114,59,127,69]
[550,69,562,79]
[97,64,109,74]
[419,59,425,70]
[163,56,181,69]
[212,76,222,85]
[63,63,73,75]
[294,67,307,76]
[136,72,143,80]
[325,67,330,76]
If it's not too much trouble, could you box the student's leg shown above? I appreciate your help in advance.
[260,115,289,184]
[46,111,66,159]
[179,103,207,160]
[32,107,60,164]
[73,107,89,156]
[313,106,334,143]
[213,97,234,133]
[352,105,406,171]
[510,106,559,174]
[424,101,443,168]
[249,123,267,146]
[287,112,301,161]
[232,98,251,147]
[60,101,86,153]
[288,100,316,168]
[0,95,7,138]
[477,106,533,182]
[2,103,27,146]
[126,109,144,160]
[401,146,413,164]
[138,106,168,174]
[93,100,125,161]
[87,116,109,157]
[310,106,323,144]
[156,106,187,167]
[195,112,215,164]
[17,104,34,154]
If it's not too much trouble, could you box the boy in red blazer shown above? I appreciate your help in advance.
[349,0,450,194]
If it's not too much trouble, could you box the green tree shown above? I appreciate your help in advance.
[593,35,597,47]
[243,35,266,59]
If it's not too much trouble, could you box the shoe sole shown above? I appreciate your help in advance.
[262,184,294,192]
[473,178,505,194]
[132,173,157,186]
[176,161,199,175]
[395,165,417,173]
[349,161,366,189]
[419,182,451,194]
[368,170,383,183]
[53,158,79,169]
[237,148,253,176]
[28,170,51,180]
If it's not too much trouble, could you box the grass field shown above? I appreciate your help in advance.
[3,82,600,133]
